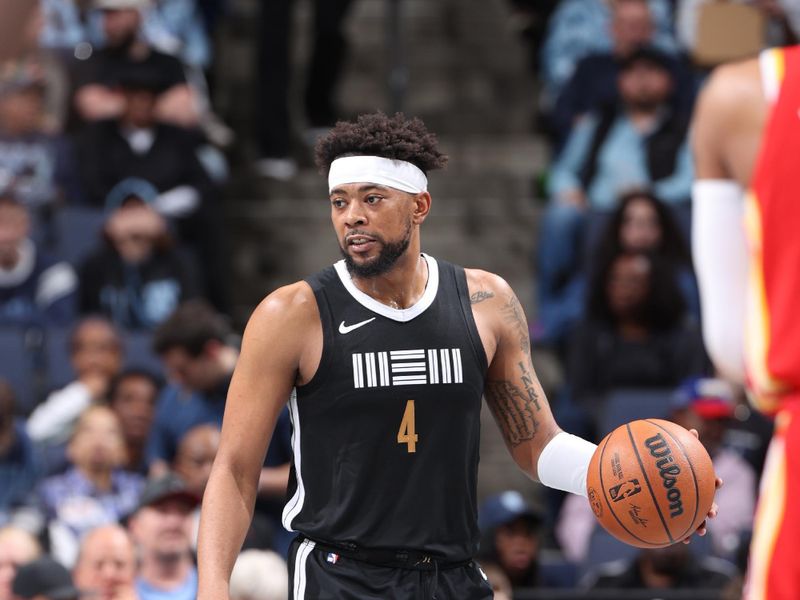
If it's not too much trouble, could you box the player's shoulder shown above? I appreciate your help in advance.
[698,56,763,113]
[248,280,319,332]
[464,268,514,298]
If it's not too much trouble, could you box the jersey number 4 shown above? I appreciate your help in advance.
[397,399,418,453]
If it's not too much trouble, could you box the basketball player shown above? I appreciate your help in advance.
[198,112,717,599]
[692,46,800,600]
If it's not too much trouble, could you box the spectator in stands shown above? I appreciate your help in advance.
[229,550,288,600]
[670,378,756,559]
[585,542,735,591]
[552,0,696,149]
[534,188,697,349]
[173,423,278,553]
[592,190,698,316]
[0,527,41,600]
[36,406,144,566]
[172,424,218,499]
[108,369,160,474]
[478,491,572,590]
[534,48,693,347]
[73,524,138,600]
[127,474,199,600]
[11,556,86,600]
[538,0,678,108]
[4,2,72,133]
[0,65,80,208]
[254,0,354,180]
[76,62,227,310]
[78,193,204,330]
[28,317,122,448]
[549,46,693,212]
[72,0,198,127]
[0,381,41,520]
[0,195,77,326]
[567,252,707,432]
[146,301,237,474]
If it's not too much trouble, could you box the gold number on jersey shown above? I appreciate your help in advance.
[397,399,418,453]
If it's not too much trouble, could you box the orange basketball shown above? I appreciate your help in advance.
[585,419,716,548]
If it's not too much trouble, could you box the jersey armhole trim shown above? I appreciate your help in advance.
[453,266,489,373]
[295,284,335,394]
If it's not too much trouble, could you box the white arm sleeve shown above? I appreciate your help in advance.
[537,432,597,497]
[691,179,748,384]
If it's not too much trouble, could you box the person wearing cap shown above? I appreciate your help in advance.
[77,190,204,331]
[12,557,85,600]
[0,194,77,327]
[196,113,719,599]
[127,473,199,600]
[670,378,756,559]
[552,0,695,150]
[0,62,80,209]
[478,491,548,590]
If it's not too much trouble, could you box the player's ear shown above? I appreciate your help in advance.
[411,191,431,224]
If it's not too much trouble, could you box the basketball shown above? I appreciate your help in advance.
[585,419,716,548]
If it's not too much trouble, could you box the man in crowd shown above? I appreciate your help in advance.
[127,474,199,600]
[0,526,41,600]
[73,524,138,600]
[0,195,77,326]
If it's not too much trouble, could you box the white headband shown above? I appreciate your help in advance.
[328,156,428,194]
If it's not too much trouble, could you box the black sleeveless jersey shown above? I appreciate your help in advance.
[281,254,489,561]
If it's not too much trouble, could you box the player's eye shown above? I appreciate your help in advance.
[331,198,346,208]
[365,195,382,204]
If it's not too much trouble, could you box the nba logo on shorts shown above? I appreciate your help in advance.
[326,553,340,564]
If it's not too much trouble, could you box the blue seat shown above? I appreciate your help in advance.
[0,326,43,414]
[50,206,106,267]
[43,326,74,391]
[597,388,673,437]
[122,330,163,377]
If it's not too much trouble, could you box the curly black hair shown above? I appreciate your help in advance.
[315,112,448,175]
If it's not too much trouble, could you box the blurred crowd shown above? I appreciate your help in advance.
[0,0,795,598]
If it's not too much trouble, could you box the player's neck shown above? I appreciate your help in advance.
[351,251,429,310]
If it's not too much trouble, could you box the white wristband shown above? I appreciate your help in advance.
[537,432,597,498]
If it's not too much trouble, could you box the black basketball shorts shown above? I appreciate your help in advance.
[288,537,494,599]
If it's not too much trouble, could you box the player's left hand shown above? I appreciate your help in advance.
[680,428,723,544]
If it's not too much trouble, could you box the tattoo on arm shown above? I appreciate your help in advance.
[518,360,542,412]
[500,294,531,355]
[485,375,540,447]
[470,290,495,304]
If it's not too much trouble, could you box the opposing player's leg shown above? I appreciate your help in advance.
[744,403,800,600]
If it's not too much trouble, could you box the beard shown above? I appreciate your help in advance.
[340,221,413,278]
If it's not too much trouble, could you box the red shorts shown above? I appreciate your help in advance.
[744,402,800,600]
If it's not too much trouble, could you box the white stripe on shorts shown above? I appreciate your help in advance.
[293,539,316,599]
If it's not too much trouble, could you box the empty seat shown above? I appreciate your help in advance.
[50,206,106,267]
[0,326,43,414]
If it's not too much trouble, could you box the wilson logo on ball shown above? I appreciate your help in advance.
[644,433,684,518]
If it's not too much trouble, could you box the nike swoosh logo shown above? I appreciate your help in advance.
[338,317,376,334]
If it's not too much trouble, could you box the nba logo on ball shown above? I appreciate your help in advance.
[586,419,716,548]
